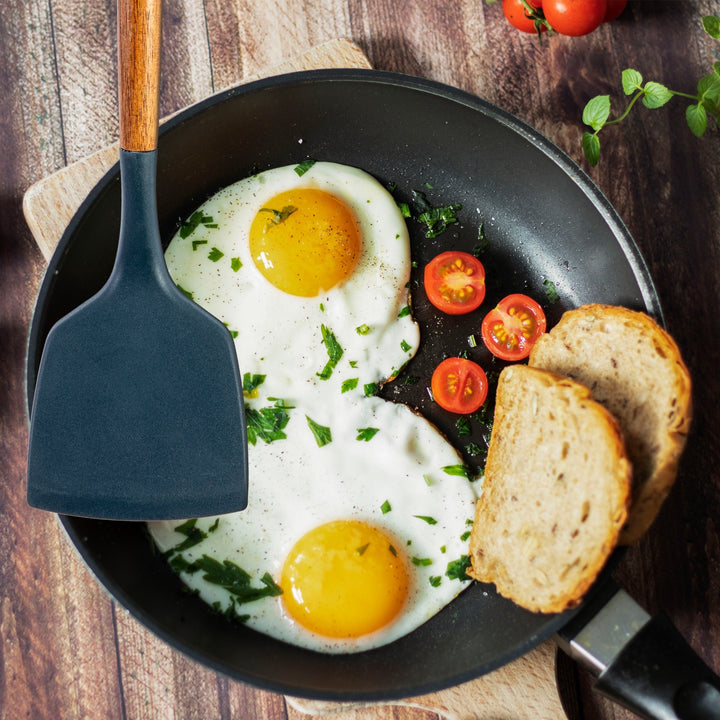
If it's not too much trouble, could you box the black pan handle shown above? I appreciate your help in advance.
[557,580,720,720]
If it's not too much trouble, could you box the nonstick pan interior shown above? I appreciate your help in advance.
[26,69,659,701]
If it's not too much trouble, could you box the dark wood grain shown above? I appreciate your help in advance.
[2,2,719,719]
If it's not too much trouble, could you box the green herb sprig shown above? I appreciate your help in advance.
[582,15,720,166]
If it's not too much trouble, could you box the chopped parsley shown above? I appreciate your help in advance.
[389,544,398,556]
[245,399,293,445]
[317,325,344,380]
[356,543,370,556]
[294,159,317,176]
[186,555,283,603]
[341,378,359,393]
[398,305,411,318]
[460,530,472,542]
[363,382,380,397]
[381,500,392,514]
[442,464,472,479]
[192,239,208,251]
[242,373,266,398]
[414,515,438,525]
[473,223,490,255]
[400,339,412,353]
[231,257,242,272]
[446,555,472,581]
[412,190,461,239]
[259,205,297,226]
[176,284,194,300]
[412,557,433,567]
[356,324,371,335]
[167,518,207,554]
[455,417,471,436]
[543,279,560,304]
[429,576,442,587]
[179,211,217,238]
[208,247,224,262]
[356,427,379,442]
[306,415,332,447]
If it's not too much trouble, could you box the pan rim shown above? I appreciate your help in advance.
[26,67,650,702]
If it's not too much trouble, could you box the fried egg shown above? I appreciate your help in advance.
[148,162,479,654]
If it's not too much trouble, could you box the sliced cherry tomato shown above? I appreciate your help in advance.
[542,0,606,36]
[481,294,547,361]
[424,251,486,315]
[431,357,489,415]
[603,0,627,22]
[502,0,547,34]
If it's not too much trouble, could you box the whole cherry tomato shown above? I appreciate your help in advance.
[603,0,627,22]
[542,0,607,36]
[501,0,547,34]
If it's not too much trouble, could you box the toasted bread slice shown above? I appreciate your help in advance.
[468,365,631,614]
[529,304,692,544]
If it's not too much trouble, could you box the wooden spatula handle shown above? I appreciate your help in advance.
[118,0,162,152]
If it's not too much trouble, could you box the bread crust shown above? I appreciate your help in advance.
[468,365,631,614]
[529,304,692,544]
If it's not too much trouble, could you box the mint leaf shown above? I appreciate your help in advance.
[582,132,601,167]
[702,15,720,39]
[686,103,708,137]
[698,73,720,105]
[582,95,610,131]
[621,68,643,95]
[642,82,674,109]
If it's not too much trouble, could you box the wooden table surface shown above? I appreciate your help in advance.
[2,1,720,719]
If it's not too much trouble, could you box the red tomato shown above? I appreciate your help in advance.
[481,294,547,361]
[603,0,627,22]
[431,357,489,415]
[501,0,547,34]
[542,0,607,36]
[424,251,486,315]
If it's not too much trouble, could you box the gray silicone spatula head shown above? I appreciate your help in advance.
[26,0,248,520]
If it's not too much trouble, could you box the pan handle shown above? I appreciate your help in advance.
[557,580,720,720]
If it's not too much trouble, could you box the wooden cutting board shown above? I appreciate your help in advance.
[22,37,568,720]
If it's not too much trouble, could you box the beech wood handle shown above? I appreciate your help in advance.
[118,0,162,152]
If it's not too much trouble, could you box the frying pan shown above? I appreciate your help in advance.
[26,69,720,718]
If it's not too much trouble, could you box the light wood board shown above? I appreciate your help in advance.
[22,37,567,720]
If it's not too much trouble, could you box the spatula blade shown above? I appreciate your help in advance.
[27,278,248,520]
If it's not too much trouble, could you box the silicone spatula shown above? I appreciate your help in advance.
[26,0,248,520]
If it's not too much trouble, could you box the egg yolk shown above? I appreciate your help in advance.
[280,520,409,639]
[249,188,362,297]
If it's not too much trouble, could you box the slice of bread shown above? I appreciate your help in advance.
[529,304,692,544]
[468,364,631,614]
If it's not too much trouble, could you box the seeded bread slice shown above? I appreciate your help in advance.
[468,365,631,614]
[529,304,692,544]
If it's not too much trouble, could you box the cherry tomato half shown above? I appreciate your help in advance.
[431,357,489,415]
[502,0,546,34]
[481,294,547,361]
[424,251,486,315]
[542,0,606,36]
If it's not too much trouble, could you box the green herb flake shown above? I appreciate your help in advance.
[543,279,560,304]
[398,202,411,218]
[412,189,462,238]
[242,373,266,398]
[294,159,317,176]
[414,515,438,525]
[260,205,297,226]
[208,247,224,262]
[356,543,370,556]
[446,555,472,581]
[412,557,433,567]
[306,415,332,447]
[317,324,344,380]
[381,500,392,514]
[398,305,411,318]
[231,257,243,272]
[356,427,380,442]
[169,518,208,554]
[341,378,359,393]
[442,464,471,479]
[356,324,371,335]
[456,417,471,436]
[208,518,220,533]
[429,576,442,587]
[389,544,398,557]
[245,399,293,445]
[460,530,471,542]
[192,239,208,251]
[400,339,412,353]
[364,382,380,397]
[179,211,217,239]
[189,555,283,603]
[176,284,194,301]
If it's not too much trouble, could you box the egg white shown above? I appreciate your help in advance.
[149,162,479,654]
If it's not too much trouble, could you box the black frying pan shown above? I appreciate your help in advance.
[26,70,720,718]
